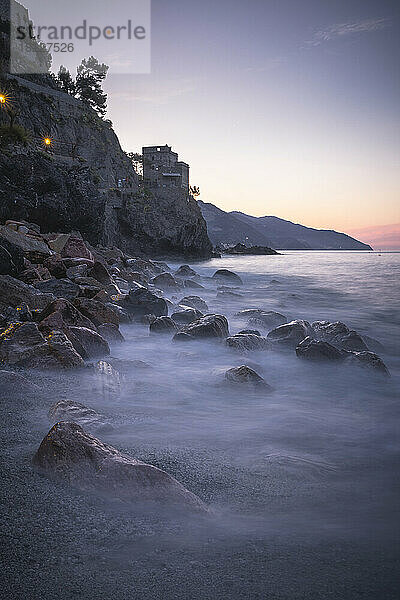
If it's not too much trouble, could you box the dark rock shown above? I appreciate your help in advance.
[175,265,197,278]
[97,323,125,344]
[43,255,67,279]
[225,365,271,388]
[150,316,178,334]
[34,278,80,300]
[66,264,89,280]
[248,311,287,330]
[0,244,20,276]
[296,337,344,361]
[179,296,209,312]
[67,326,110,359]
[87,261,112,285]
[104,303,132,324]
[173,332,194,342]
[122,288,168,318]
[212,269,243,285]
[33,422,207,512]
[2,302,33,324]
[171,308,204,325]
[39,299,96,334]
[0,224,51,263]
[49,400,110,432]
[312,321,369,352]
[344,351,390,376]
[0,323,84,369]
[224,243,279,256]
[238,329,261,336]
[174,314,229,340]
[19,264,51,284]
[268,320,313,347]
[0,275,55,310]
[73,298,120,327]
[48,234,93,261]
[226,334,269,351]
[150,272,181,289]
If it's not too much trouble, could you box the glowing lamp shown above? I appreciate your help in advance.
[44,137,52,146]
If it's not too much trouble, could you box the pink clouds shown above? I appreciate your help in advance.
[346,224,400,250]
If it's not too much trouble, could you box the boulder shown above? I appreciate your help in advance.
[67,326,110,359]
[296,337,343,361]
[104,303,132,324]
[0,323,83,369]
[212,269,243,285]
[175,265,197,278]
[179,296,209,312]
[150,316,178,335]
[171,308,204,325]
[34,278,80,300]
[226,334,269,351]
[0,275,55,310]
[248,311,287,330]
[150,272,180,289]
[43,255,67,279]
[87,261,112,285]
[48,234,93,261]
[238,329,261,336]
[174,314,229,340]
[225,365,271,389]
[267,320,313,347]
[33,422,207,512]
[0,224,51,263]
[344,351,390,376]
[48,400,110,432]
[0,244,21,276]
[39,299,96,334]
[122,288,168,318]
[97,323,125,344]
[19,264,51,284]
[66,263,89,280]
[2,302,32,324]
[73,298,120,327]
[311,321,369,352]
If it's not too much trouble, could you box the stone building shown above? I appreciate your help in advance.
[142,145,189,193]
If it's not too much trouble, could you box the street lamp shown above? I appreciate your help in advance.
[0,92,11,108]
[43,137,52,148]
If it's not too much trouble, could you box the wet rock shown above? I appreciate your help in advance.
[48,400,110,432]
[248,311,287,330]
[2,302,32,324]
[0,224,51,263]
[238,329,261,336]
[66,263,89,280]
[0,275,55,310]
[39,299,96,334]
[33,422,207,512]
[171,308,204,325]
[43,255,67,279]
[225,365,271,388]
[150,272,181,289]
[175,265,197,278]
[0,244,21,276]
[67,326,110,359]
[87,261,112,285]
[179,296,209,312]
[268,320,313,347]
[48,233,93,261]
[312,321,369,352]
[296,337,343,361]
[122,288,168,318]
[73,298,120,327]
[226,334,269,351]
[174,314,229,340]
[212,269,243,285]
[104,303,132,324]
[74,276,104,291]
[97,323,125,344]
[150,316,178,334]
[19,264,51,284]
[34,278,80,300]
[344,351,390,376]
[0,323,84,369]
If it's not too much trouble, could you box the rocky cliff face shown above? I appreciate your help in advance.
[0,73,212,257]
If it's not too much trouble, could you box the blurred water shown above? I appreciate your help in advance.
[1,251,399,599]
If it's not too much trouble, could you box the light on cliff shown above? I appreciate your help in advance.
[43,137,52,147]
[0,92,11,108]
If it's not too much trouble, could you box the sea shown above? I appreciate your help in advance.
[1,251,399,600]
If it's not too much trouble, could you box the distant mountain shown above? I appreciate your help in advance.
[198,201,373,251]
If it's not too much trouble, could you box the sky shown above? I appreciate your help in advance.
[25,0,400,247]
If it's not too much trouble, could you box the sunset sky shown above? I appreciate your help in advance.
[32,0,400,246]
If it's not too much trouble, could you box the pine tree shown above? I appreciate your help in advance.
[75,57,109,117]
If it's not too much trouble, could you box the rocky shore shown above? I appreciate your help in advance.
[0,218,392,515]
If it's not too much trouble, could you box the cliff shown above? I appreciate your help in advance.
[0,73,212,258]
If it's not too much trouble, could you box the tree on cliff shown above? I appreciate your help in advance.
[75,57,109,117]
[56,65,76,95]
